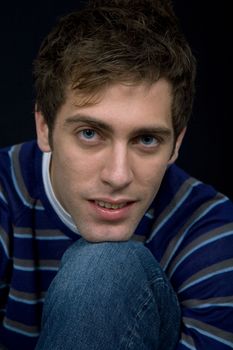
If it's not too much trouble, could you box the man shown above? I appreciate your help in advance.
[0,0,232,349]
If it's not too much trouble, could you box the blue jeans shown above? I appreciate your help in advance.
[35,239,180,350]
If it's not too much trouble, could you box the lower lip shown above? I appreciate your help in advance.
[88,201,134,222]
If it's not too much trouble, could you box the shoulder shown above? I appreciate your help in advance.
[156,163,232,224]
[148,165,233,348]
[0,140,41,170]
[0,139,41,161]
[0,140,43,211]
[147,163,233,264]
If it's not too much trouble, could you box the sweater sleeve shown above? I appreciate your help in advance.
[0,181,13,344]
[167,197,233,350]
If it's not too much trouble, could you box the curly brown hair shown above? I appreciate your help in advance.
[34,0,196,140]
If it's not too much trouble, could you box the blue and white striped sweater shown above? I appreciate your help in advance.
[0,141,233,350]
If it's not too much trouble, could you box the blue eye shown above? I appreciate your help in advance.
[81,129,96,139]
[139,135,158,146]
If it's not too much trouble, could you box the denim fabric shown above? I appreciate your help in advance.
[36,239,180,350]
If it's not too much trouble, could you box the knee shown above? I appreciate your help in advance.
[42,239,180,337]
[45,240,153,313]
[60,239,141,280]
[62,239,156,275]
[59,239,166,292]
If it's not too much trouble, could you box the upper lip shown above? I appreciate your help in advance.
[90,198,136,204]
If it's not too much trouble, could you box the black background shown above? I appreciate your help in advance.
[0,1,232,199]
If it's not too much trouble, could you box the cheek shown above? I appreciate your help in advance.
[54,146,91,174]
[136,158,168,190]
[51,147,102,197]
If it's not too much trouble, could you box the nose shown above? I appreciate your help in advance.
[100,144,133,190]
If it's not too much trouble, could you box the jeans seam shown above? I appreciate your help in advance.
[119,285,158,350]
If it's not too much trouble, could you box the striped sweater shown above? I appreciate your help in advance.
[0,141,233,350]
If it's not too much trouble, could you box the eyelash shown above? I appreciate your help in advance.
[79,129,98,140]
[136,135,160,146]
[76,128,162,149]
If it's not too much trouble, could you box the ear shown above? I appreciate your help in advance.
[35,108,51,152]
[168,127,186,165]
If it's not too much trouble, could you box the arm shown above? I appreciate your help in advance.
[0,182,13,348]
[167,198,233,349]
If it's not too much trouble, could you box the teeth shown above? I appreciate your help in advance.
[96,201,126,209]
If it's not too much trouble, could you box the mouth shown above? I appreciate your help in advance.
[87,198,136,222]
[94,200,128,210]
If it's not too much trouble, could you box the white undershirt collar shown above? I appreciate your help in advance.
[42,152,80,234]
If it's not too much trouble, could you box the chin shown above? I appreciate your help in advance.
[80,230,134,243]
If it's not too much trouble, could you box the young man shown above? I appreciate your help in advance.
[0,0,232,349]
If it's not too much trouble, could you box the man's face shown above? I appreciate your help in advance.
[36,80,184,242]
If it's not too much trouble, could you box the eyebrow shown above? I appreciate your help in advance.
[64,114,113,133]
[64,114,172,137]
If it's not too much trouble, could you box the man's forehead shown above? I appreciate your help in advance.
[67,79,173,107]
[53,80,173,135]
